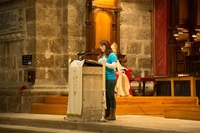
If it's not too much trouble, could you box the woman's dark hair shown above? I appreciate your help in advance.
[99,39,113,58]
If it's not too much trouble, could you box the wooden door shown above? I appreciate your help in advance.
[94,12,113,49]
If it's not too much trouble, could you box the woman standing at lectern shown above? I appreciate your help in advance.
[98,39,118,120]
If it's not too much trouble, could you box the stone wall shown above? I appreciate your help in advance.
[121,0,152,77]
[0,0,152,113]
[0,0,29,87]
[0,0,83,113]
[67,0,86,59]
[0,0,36,113]
[34,0,68,86]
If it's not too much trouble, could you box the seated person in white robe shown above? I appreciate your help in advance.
[111,43,132,97]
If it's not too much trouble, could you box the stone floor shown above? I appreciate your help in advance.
[0,113,200,133]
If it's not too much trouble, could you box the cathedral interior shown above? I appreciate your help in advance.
[0,0,199,117]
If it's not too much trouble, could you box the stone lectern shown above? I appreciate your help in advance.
[67,60,104,122]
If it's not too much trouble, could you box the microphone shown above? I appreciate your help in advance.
[77,48,99,60]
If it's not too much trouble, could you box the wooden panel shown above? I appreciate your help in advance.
[156,81,171,96]
[116,105,200,115]
[174,81,190,96]
[116,97,198,105]
[45,96,68,104]
[179,0,188,25]
[30,103,67,115]
[156,77,200,97]
[164,108,200,120]
[116,106,165,115]
[116,96,199,115]
[197,80,200,102]
[117,104,200,108]
[186,55,200,75]
[176,47,185,62]
[197,0,200,26]
[176,51,186,73]
[170,0,179,27]
[176,63,185,73]
[168,0,200,76]
[95,12,112,48]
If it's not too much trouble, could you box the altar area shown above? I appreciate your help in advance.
[30,75,200,121]
[30,60,200,121]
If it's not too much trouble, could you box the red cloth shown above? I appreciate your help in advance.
[125,69,132,95]
[155,0,169,76]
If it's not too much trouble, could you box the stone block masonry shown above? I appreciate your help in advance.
[0,0,153,113]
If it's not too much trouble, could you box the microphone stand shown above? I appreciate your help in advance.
[77,49,99,61]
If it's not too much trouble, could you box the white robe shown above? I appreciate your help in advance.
[67,60,84,116]
[115,60,130,97]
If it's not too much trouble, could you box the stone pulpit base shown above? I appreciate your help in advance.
[67,67,103,122]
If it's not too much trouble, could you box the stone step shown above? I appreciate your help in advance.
[0,113,155,133]
[0,113,200,133]
[0,124,100,133]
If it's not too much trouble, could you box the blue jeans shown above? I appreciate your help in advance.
[106,80,116,109]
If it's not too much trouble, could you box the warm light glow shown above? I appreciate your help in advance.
[95,12,112,48]
[94,0,116,6]
[192,29,200,41]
